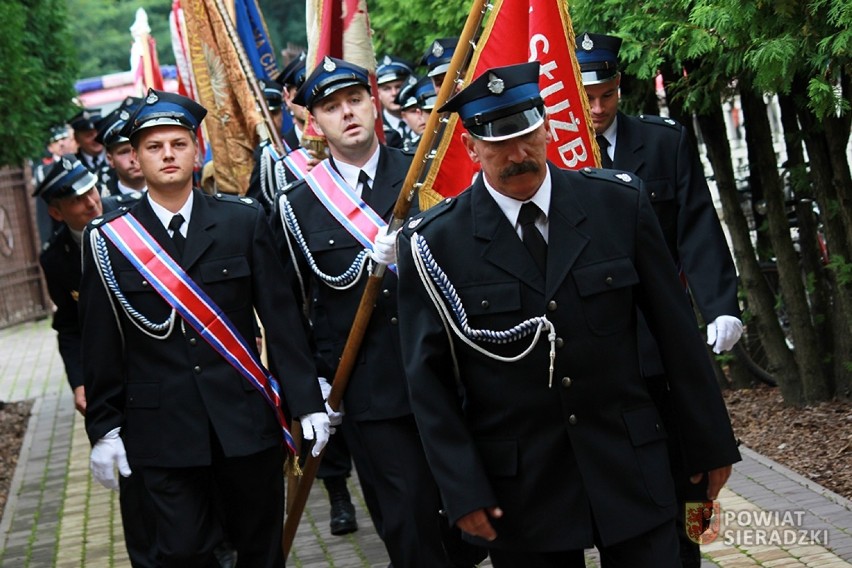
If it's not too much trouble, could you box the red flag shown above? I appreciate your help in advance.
[420,0,598,209]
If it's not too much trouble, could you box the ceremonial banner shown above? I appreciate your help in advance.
[170,0,207,167]
[234,0,278,80]
[181,0,263,194]
[130,8,165,93]
[420,0,598,208]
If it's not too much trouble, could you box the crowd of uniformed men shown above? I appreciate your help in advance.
[32,29,745,568]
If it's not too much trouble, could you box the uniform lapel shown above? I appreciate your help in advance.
[180,190,215,270]
[544,166,590,300]
[369,146,406,221]
[132,196,183,263]
[613,112,645,175]
[471,180,545,294]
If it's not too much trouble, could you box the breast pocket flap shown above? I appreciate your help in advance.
[457,281,521,316]
[573,258,638,298]
[200,256,250,284]
[623,406,667,447]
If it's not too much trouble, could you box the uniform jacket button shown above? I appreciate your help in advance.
[561,376,572,388]
[481,300,490,309]
[605,276,613,285]
[328,239,335,246]
[141,280,148,287]
[189,338,197,346]
[390,317,399,325]
[547,300,557,311]
[383,289,391,298]
[222,268,229,276]
[568,414,578,425]
[555,337,564,348]
[193,366,201,374]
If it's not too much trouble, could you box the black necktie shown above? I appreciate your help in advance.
[596,135,613,168]
[518,202,547,274]
[168,214,186,258]
[358,170,372,205]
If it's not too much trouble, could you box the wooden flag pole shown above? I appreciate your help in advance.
[281,0,492,557]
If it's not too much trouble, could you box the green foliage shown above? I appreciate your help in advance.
[256,0,307,57]
[826,254,852,287]
[66,0,174,78]
[0,0,77,167]
[369,0,469,64]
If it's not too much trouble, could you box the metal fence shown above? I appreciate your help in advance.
[0,164,50,329]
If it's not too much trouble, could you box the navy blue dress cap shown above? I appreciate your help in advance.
[294,57,371,109]
[120,89,207,140]
[438,61,544,142]
[96,96,143,148]
[575,32,622,85]
[33,154,98,201]
[275,52,307,88]
[48,125,71,143]
[259,78,283,111]
[376,55,414,85]
[420,37,458,77]
[396,75,421,110]
[69,108,103,132]
[415,76,438,111]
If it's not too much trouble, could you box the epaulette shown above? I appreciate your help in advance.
[89,206,130,229]
[403,196,457,233]
[281,179,302,195]
[114,191,143,204]
[578,167,642,190]
[214,192,258,207]
[637,114,681,130]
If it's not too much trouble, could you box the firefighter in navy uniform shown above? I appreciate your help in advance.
[577,32,743,568]
[34,155,152,566]
[395,61,741,567]
[375,54,416,149]
[79,89,330,568]
[97,97,147,198]
[272,57,486,568]
[70,107,113,192]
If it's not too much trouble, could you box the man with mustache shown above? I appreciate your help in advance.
[273,57,485,567]
[395,61,740,567]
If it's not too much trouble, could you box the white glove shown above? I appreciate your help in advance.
[299,412,331,457]
[318,377,344,427]
[707,315,744,354]
[370,227,399,266]
[90,427,131,491]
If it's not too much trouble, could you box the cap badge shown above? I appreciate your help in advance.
[91,217,103,226]
[581,33,594,51]
[408,218,423,229]
[382,55,392,65]
[323,57,336,72]
[241,197,253,204]
[615,173,633,183]
[487,73,505,95]
[119,110,130,120]
[62,157,74,171]
[146,92,159,105]
[432,41,444,57]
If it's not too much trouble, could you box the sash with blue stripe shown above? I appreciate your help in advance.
[99,213,297,453]
[302,159,396,273]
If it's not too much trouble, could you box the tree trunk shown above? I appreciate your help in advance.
[777,94,834,389]
[793,74,852,400]
[740,87,830,402]
[694,103,804,405]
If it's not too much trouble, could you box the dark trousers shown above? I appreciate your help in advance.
[138,443,285,568]
[347,414,485,568]
[119,473,158,568]
[488,518,680,568]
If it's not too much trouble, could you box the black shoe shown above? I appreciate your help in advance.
[325,476,358,536]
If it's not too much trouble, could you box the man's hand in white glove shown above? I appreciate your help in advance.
[707,315,744,354]
[318,377,344,427]
[300,412,331,457]
[90,427,131,491]
[370,227,400,266]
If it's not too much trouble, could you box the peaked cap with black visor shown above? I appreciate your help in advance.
[438,61,544,142]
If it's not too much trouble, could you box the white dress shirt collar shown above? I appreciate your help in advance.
[148,191,194,238]
[483,166,552,243]
[334,145,381,196]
